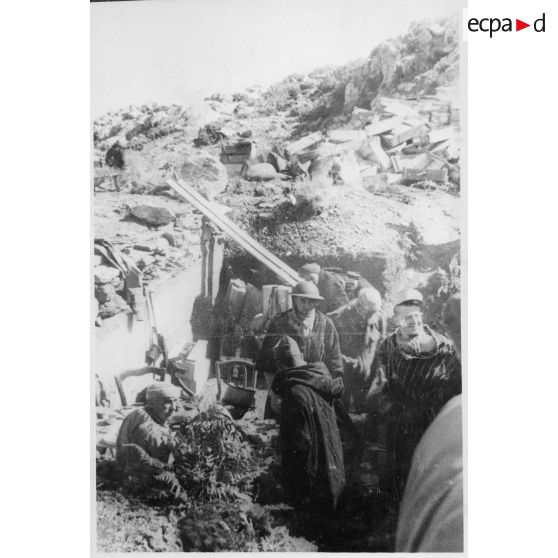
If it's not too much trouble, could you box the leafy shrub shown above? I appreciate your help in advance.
[399,221,424,263]
[178,501,272,551]
[171,405,262,503]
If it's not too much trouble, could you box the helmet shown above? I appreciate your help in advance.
[291,280,324,300]
[393,288,423,307]
[299,262,321,275]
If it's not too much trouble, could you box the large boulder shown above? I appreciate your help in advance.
[130,205,175,228]
[180,152,228,198]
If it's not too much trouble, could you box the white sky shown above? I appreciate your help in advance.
[91,0,464,117]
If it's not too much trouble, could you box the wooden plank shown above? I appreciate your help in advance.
[284,132,322,157]
[363,136,391,170]
[223,163,245,175]
[221,142,253,155]
[376,97,421,119]
[382,124,430,149]
[328,130,366,144]
[166,177,300,286]
[402,168,448,183]
[427,127,456,144]
[364,116,401,137]
[393,153,430,171]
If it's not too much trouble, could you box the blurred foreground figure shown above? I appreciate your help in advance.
[116,383,182,486]
[270,336,345,511]
[368,288,461,498]
[396,294,463,552]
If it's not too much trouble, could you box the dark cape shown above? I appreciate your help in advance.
[272,362,346,511]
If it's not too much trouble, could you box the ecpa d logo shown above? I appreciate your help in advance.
[468,13,546,37]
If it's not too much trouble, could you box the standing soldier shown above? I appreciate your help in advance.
[328,287,387,412]
[368,288,461,500]
[256,280,343,380]
[257,280,358,458]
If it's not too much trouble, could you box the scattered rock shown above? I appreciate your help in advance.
[98,293,131,318]
[130,205,175,228]
[95,265,121,284]
[95,283,117,304]
[133,244,153,252]
[245,163,279,181]
[162,231,177,247]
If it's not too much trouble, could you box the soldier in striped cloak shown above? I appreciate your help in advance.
[368,288,461,500]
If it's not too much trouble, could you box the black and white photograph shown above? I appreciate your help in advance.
[92,0,465,552]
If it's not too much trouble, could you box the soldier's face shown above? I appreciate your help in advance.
[152,397,178,424]
[396,305,424,338]
[293,297,317,317]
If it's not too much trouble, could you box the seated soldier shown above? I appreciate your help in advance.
[116,382,182,488]
[269,336,346,512]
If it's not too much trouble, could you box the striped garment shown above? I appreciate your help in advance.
[372,325,462,496]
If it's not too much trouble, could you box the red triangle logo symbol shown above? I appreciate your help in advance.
[516,19,530,31]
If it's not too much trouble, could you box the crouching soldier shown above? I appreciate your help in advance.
[270,336,346,512]
[116,383,182,491]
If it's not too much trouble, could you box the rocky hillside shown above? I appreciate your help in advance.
[258,17,459,132]
[93,17,461,317]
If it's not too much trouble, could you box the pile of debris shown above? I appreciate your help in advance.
[256,90,460,194]
[210,88,459,210]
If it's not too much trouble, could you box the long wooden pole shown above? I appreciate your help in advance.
[166,177,300,286]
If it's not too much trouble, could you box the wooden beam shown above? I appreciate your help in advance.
[364,116,402,137]
[284,132,322,157]
[166,177,300,286]
[402,168,448,183]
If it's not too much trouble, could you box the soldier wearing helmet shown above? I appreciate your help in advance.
[256,280,343,382]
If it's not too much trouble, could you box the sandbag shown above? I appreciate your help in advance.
[245,163,278,181]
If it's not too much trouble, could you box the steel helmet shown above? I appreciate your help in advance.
[393,288,424,307]
[290,280,324,300]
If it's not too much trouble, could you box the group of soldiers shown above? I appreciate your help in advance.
[114,261,462,551]
[255,262,462,549]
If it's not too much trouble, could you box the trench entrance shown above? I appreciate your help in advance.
[97,213,459,552]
